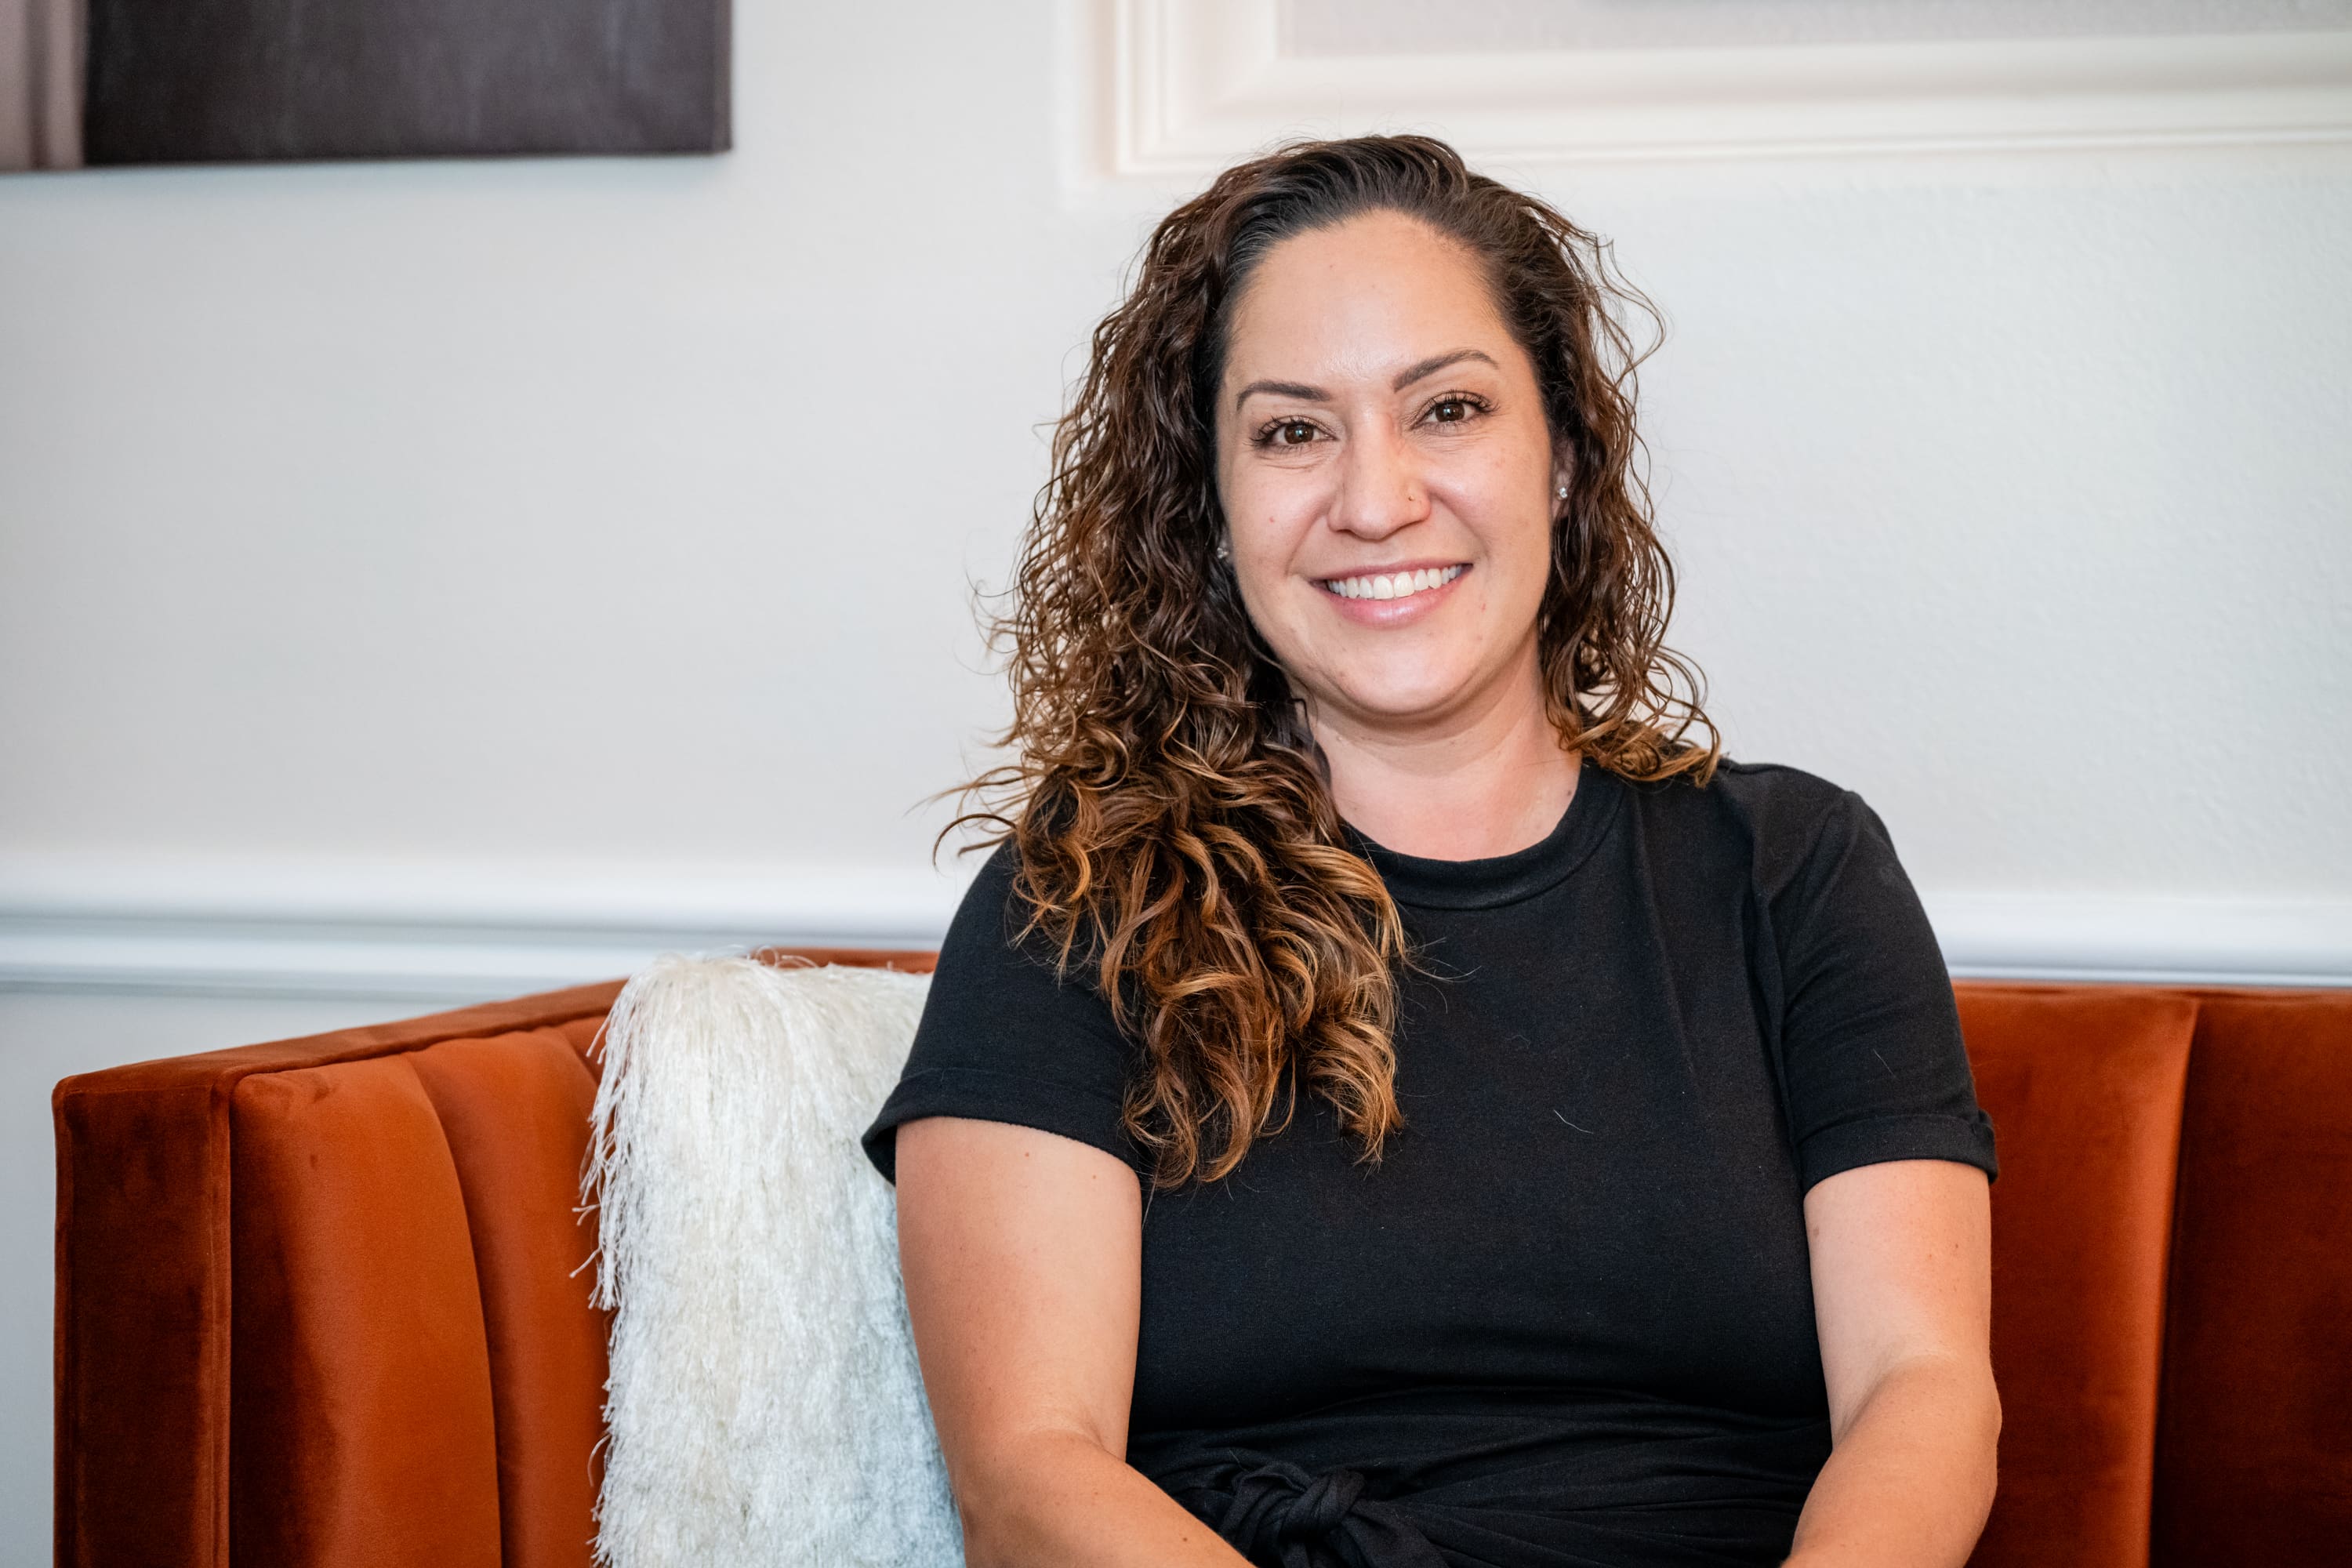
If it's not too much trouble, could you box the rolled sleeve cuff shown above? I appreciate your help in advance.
[1796,1110,1998,1194]
[860,1066,1142,1183]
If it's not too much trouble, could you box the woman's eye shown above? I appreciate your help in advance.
[1429,397,1472,424]
[1272,419,1317,446]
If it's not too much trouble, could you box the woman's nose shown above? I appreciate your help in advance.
[1331,427,1428,540]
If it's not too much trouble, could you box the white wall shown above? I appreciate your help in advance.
[0,2,1098,877]
[2,1,2349,1557]
[4,1,2349,970]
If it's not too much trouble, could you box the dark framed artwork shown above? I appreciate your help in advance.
[2,0,729,171]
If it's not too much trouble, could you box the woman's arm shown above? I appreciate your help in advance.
[892,1115,1252,1568]
[1787,1158,2001,1568]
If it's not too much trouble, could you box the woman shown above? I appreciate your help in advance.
[861,136,1998,1568]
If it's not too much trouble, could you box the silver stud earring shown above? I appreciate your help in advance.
[1216,537,1232,562]
[1555,483,1569,499]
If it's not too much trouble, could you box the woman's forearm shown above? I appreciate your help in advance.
[1785,1353,2001,1568]
[956,1428,1250,1568]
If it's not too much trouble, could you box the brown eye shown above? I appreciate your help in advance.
[1276,419,1316,445]
[1431,397,1469,423]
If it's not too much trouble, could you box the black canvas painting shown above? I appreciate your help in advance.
[3,0,729,170]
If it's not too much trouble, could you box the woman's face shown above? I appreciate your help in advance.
[1214,209,1563,740]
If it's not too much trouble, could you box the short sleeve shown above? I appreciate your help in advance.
[860,842,1145,1184]
[1768,788,1998,1192]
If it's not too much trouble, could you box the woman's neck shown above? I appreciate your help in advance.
[1308,660,1581,862]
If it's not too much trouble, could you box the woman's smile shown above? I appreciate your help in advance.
[1315,561,1469,622]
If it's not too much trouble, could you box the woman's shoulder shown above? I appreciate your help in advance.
[862,838,1141,1183]
[1615,754,1896,891]
[938,837,1075,953]
[933,837,1117,1017]
[942,837,1026,939]
[1620,753,1861,831]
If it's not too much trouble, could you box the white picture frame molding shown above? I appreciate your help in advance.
[1095,0,2352,181]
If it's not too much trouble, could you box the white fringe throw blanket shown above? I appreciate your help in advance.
[583,954,963,1568]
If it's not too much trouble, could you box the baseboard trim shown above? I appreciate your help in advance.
[2,857,2346,998]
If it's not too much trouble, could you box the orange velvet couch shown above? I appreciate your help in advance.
[51,966,2352,1568]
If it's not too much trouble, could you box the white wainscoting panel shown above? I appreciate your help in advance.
[1093,0,2352,181]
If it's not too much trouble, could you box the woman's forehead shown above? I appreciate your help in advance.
[1221,212,1520,387]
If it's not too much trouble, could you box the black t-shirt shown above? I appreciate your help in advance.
[862,758,1996,1567]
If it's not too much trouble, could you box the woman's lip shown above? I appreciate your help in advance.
[1313,559,1467,586]
[1314,562,1469,624]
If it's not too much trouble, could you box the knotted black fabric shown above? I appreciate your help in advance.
[1171,1455,1450,1568]
[1144,1412,1829,1568]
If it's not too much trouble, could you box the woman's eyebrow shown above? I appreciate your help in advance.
[1392,348,1497,390]
[1231,348,1497,412]
[1233,379,1329,411]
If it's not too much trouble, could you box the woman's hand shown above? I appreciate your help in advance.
[893,1116,1253,1568]
[1786,1157,2000,1568]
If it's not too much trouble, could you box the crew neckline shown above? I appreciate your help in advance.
[1344,762,1624,911]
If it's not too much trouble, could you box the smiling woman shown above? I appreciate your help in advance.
[862,136,1999,1568]
[1214,209,1588,860]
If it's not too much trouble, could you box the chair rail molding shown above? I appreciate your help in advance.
[2,854,2347,996]
[0,855,975,999]
[1091,0,2352,182]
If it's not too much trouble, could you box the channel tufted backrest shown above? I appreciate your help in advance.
[408,1024,613,1568]
[1957,986,2198,1568]
[1955,983,2352,1568]
[2151,988,2352,1564]
[52,950,932,1568]
[53,970,2352,1568]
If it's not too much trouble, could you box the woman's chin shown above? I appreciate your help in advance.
[1320,673,1492,732]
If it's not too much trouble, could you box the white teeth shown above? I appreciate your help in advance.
[1323,564,1463,602]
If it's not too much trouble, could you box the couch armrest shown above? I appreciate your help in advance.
[53,981,624,1568]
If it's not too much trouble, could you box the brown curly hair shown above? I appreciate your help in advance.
[958,135,1719,1189]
